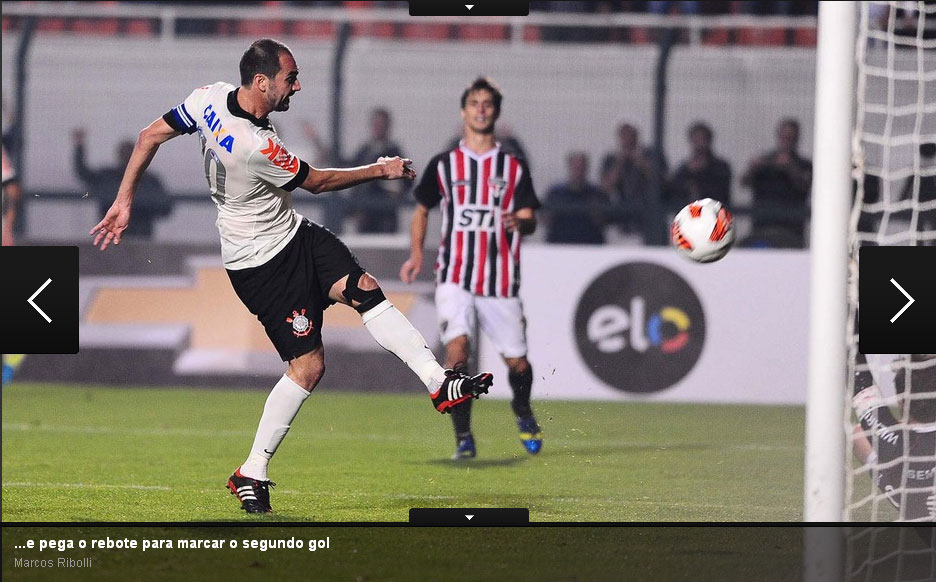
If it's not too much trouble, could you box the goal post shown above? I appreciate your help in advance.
[809,0,936,529]
[844,0,936,525]
[805,0,857,523]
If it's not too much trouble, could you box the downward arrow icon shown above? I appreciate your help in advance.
[465,4,475,10]
[465,514,474,520]
[889,278,915,323]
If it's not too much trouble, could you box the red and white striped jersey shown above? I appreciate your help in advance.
[414,143,540,298]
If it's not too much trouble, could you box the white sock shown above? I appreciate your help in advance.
[239,374,310,481]
[361,299,447,393]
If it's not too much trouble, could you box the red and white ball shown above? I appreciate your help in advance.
[670,198,734,263]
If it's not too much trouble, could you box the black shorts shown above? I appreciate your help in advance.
[227,219,362,361]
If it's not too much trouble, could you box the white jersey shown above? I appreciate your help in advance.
[164,82,311,269]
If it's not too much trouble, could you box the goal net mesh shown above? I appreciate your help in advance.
[846,0,936,527]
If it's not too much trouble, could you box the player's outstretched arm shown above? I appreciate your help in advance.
[90,117,180,250]
[301,156,415,194]
[400,203,430,284]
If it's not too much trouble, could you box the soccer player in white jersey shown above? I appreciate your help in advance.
[90,39,493,514]
[400,77,544,460]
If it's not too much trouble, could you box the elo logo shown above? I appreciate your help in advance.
[574,263,705,394]
[588,300,690,354]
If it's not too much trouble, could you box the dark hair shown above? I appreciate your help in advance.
[688,121,713,142]
[460,76,502,114]
[778,117,800,133]
[240,38,292,87]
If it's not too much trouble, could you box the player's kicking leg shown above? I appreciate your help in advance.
[330,269,493,412]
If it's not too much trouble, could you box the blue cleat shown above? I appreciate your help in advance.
[517,416,543,455]
[452,434,476,460]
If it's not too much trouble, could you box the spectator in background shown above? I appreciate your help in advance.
[666,121,731,210]
[600,122,666,239]
[304,109,407,234]
[740,118,812,248]
[900,142,936,245]
[301,120,345,233]
[72,129,172,238]
[546,151,608,245]
[737,1,794,16]
[647,1,700,15]
[346,108,407,233]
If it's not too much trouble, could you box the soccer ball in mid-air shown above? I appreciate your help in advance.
[670,198,734,263]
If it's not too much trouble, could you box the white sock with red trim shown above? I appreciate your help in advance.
[239,374,310,481]
[361,299,447,394]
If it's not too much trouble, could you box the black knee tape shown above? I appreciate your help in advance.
[342,268,387,314]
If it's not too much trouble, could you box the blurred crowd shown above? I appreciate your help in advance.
[3,1,823,42]
[542,117,812,248]
[33,2,819,13]
[5,2,932,249]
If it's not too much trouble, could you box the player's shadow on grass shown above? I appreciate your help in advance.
[554,443,722,457]
[417,457,527,468]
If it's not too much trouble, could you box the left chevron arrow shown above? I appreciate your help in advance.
[27,278,52,323]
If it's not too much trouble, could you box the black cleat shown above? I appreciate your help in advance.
[227,468,275,514]
[430,369,493,414]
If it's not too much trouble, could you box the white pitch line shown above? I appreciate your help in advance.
[2,423,254,438]
[1,423,411,443]
[2,481,171,491]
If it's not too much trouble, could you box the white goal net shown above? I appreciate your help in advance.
[846,0,936,525]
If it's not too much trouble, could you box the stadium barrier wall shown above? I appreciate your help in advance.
[18,243,809,406]
[480,246,809,404]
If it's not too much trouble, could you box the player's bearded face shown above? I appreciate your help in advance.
[270,54,301,112]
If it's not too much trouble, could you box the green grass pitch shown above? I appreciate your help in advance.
[2,383,805,522]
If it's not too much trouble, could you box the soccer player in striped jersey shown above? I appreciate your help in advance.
[400,77,544,460]
[90,39,493,514]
